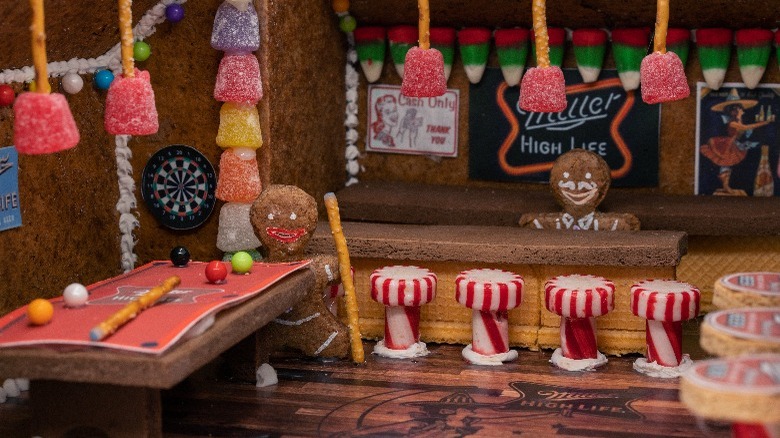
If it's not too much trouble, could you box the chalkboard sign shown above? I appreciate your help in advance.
[469,68,660,187]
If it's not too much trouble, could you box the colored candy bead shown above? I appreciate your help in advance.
[215,148,262,202]
[214,54,263,103]
[13,92,80,154]
[133,41,151,62]
[216,202,262,251]
[170,246,191,267]
[27,298,54,325]
[63,283,89,308]
[61,73,84,94]
[216,102,263,149]
[94,70,114,90]
[104,69,159,135]
[231,251,253,274]
[205,260,228,283]
[0,84,15,106]
[339,15,357,33]
[332,0,349,13]
[211,1,260,53]
[165,3,185,23]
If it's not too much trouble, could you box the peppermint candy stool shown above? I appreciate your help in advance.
[370,265,437,359]
[545,274,614,371]
[631,279,700,377]
[455,269,524,365]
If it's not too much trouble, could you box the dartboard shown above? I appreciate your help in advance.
[141,145,217,230]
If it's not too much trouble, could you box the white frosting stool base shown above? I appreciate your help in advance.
[461,344,518,365]
[373,340,430,359]
[633,355,693,378]
[549,348,608,371]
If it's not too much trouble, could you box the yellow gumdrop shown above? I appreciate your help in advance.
[27,298,54,325]
[332,0,349,13]
[216,102,263,149]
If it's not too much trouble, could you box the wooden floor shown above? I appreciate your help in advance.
[0,341,722,437]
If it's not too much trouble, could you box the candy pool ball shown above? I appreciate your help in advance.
[63,283,89,308]
[27,299,54,325]
[231,251,253,274]
[205,260,228,283]
[170,246,191,267]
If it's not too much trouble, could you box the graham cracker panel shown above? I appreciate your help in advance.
[678,235,780,312]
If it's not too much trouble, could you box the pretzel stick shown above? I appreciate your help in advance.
[418,0,430,50]
[89,276,180,341]
[531,0,550,68]
[653,0,669,53]
[324,193,365,364]
[119,0,135,77]
[29,0,51,94]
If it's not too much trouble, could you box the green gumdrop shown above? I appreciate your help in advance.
[133,41,151,62]
[231,251,254,274]
[339,15,357,33]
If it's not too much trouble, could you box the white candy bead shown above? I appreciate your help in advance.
[61,72,84,94]
[63,283,89,308]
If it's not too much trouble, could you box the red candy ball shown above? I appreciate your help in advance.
[0,85,15,107]
[205,260,228,283]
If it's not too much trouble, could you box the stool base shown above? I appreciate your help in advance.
[549,348,607,371]
[461,344,518,366]
[373,340,430,359]
[633,355,693,378]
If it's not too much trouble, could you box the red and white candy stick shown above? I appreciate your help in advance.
[631,279,700,369]
[455,269,524,363]
[322,266,354,316]
[545,275,614,365]
[370,266,436,354]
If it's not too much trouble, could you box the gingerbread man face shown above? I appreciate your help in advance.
[250,185,318,259]
[550,149,611,218]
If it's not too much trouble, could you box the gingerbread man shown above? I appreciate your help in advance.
[519,149,639,231]
[225,185,350,386]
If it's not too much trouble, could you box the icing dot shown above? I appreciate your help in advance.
[290,212,297,220]
[585,172,592,179]
[563,172,569,178]
[267,213,274,220]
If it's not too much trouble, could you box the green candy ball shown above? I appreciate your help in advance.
[133,41,151,62]
[339,15,357,33]
[231,251,254,274]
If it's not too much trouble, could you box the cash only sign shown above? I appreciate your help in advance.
[469,69,660,187]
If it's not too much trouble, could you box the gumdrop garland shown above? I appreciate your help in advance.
[212,0,264,258]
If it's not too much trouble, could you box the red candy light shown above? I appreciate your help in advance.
[0,85,15,107]
[205,260,228,283]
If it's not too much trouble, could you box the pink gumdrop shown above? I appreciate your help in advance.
[640,51,690,104]
[215,148,262,203]
[519,66,567,112]
[401,46,447,97]
[13,92,79,154]
[105,69,159,135]
[214,54,263,103]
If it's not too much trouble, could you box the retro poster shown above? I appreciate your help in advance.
[469,68,660,187]
[367,84,460,157]
[695,83,779,196]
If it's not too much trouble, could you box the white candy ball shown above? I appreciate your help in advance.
[232,147,256,160]
[63,283,89,307]
[61,73,84,94]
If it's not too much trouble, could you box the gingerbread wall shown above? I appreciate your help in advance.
[0,0,346,314]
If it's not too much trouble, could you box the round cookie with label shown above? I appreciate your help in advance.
[713,272,780,309]
[700,307,780,357]
[680,354,780,425]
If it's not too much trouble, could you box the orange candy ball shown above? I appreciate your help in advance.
[332,0,349,13]
[27,298,54,325]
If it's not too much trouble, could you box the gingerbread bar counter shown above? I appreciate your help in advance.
[0,0,779,436]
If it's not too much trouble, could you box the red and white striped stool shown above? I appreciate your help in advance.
[455,268,524,365]
[545,274,614,371]
[631,279,700,377]
[370,265,437,358]
[322,266,354,316]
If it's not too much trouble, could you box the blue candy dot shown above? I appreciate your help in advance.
[94,70,114,90]
[165,4,185,23]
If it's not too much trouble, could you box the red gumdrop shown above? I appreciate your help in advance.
[205,260,228,283]
[519,66,567,113]
[401,47,447,97]
[640,51,690,104]
[13,92,80,154]
[104,69,159,135]
[214,54,263,103]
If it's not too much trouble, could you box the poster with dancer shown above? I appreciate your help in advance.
[695,83,779,196]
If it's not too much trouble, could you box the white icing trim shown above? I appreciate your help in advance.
[314,331,339,355]
[549,348,608,371]
[115,135,139,273]
[461,344,518,365]
[633,355,693,378]
[343,37,362,185]
[373,340,430,359]
[274,312,321,326]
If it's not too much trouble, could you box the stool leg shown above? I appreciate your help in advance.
[384,305,420,350]
[472,310,509,356]
[646,320,683,367]
[561,316,598,360]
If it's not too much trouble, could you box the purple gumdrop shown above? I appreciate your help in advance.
[211,1,260,53]
[165,4,185,23]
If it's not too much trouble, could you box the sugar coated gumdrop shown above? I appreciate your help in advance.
[0,84,15,106]
[61,73,84,94]
[231,251,253,274]
[401,47,447,97]
[205,260,228,283]
[170,246,191,267]
[211,1,260,53]
[27,299,54,325]
[216,149,262,203]
[214,54,263,103]
[216,202,262,251]
[63,283,89,308]
[133,41,151,62]
[104,69,159,135]
[519,66,568,113]
[165,3,184,22]
[13,92,80,154]
[216,102,263,149]
[640,51,690,104]
[94,70,114,90]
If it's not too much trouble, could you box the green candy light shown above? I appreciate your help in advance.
[133,41,151,62]
[339,15,357,33]
[231,251,253,274]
